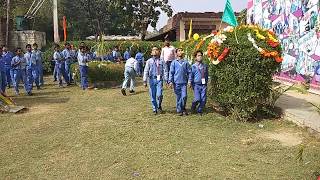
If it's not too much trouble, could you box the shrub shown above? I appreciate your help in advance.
[182,26,282,121]
[71,61,125,84]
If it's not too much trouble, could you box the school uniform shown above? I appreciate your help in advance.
[53,51,68,86]
[123,51,131,61]
[135,52,144,76]
[0,55,5,92]
[62,48,72,83]
[2,51,14,88]
[25,51,39,91]
[169,59,191,113]
[78,52,90,90]
[112,50,121,62]
[189,62,209,114]
[143,57,167,113]
[122,57,138,91]
[32,49,44,86]
[161,46,176,78]
[11,55,29,95]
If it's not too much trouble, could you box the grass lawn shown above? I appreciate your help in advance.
[0,77,320,179]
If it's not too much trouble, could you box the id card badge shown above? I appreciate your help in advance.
[201,78,206,85]
[157,75,161,81]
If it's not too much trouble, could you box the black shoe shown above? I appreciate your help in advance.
[158,107,163,114]
[183,111,189,116]
[37,86,41,90]
[53,79,57,82]
[178,112,183,116]
[153,111,158,115]
[129,90,135,93]
[121,89,127,96]
[27,92,33,96]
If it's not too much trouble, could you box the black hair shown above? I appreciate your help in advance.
[54,44,60,49]
[33,43,38,46]
[15,47,22,53]
[64,42,70,46]
[175,48,183,53]
[193,50,203,57]
[26,44,32,48]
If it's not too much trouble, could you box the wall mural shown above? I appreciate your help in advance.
[247,0,320,91]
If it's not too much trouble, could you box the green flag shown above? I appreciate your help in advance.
[222,0,238,27]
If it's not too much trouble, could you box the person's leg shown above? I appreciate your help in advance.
[0,71,6,93]
[12,69,20,94]
[149,79,158,112]
[129,69,136,92]
[5,66,11,88]
[65,61,70,84]
[79,66,84,89]
[21,69,30,94]
[198,85,207,113]
[191,84,201,112]
[174,83,182,113]
[57,64,63,86]
[122,68,130,90]
[39,65,44,86]
[83,66,89,90]
[181,83,188,112]
[26,67,33,92]
[156,80,163,111]
[61,64,69,85]
[32,67,40,89]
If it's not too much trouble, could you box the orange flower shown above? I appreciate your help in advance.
[275,56,283,63]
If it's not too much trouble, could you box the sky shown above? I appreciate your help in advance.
[151,0,247,31]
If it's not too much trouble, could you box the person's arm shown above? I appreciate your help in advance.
[188,65,194,85]
[169,61,175,84]
[205,65,209,84]
[160,48,164,61]
[187,62,192,85]
[134,60,139,73]
[163,60,168,83]
[143,60,150,85]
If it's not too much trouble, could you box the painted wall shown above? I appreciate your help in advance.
[247,0,320,90]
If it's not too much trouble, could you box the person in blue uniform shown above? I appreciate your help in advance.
[189,50,209,115]
[25,44,40,91]
[123,47,131,61]
[11,48,29,95]
[32,43,44,86]
[2,45,14,89]
[62,42,72,84]
[143,46,168,115]
[135,49,144,76]
[169,48,191,116]
[78,46,90,90]
[121,52,138,96]
[53,44,69,87]
[0,47,6,93]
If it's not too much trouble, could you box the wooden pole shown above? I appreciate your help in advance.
[6,0,10,47]
[53,0,60,43]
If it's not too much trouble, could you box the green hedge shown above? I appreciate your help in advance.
[71,61,125,84]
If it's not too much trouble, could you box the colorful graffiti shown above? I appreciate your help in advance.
[247,0,320,91]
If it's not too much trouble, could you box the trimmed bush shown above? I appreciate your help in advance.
[71,61,125,85]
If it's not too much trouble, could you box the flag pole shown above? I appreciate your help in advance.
[234,27,239,44]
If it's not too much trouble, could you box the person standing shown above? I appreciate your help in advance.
[143,47,167,115]
[189,50,209,115]
[0,47,6,93]
[32,43,44,86]
[62,42,72,84]
[169,48,191,116]
[25,44,40,91]
[123,47,131,61]
[11,48,29,95]
[135,49,144,76]
[53,44,68,87]
[121,52,138,96]
[2,45,14,89]
[161,40,176,79]
[77,46,90,90]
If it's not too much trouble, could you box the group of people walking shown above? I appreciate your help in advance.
[0,44,44,96]
[121,40,208,116]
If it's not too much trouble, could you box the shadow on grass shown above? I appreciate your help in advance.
[13,96,70,107]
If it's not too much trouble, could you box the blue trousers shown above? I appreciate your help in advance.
[149,78,163,112]
[122,67,136,90]
[191,84,207,113]
[173,83,187,113]
[26,66,40,91]
[38,65,44,86]
[12,69,29,94]
[79,65,88,90]
[137,61,144,76]
[0,70,6,93]
[58,63,69,86]
[65,61,73,83]
[5,65,12,86]
[53,63,58,81]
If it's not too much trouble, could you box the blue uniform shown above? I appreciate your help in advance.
[33,50,44,86]
[0,54,5,92]
[62,48,72,83]
[54,51,68,86]
[189,62,209,113]
[78,52,90,90]
[11,55,28,94]
[2,51,14,88]
[169,59,191,113]
[143,57,167,112]
[25,51,39,91]
[112,50,121,62]
[135,52,144,76]
[123,51,130,61]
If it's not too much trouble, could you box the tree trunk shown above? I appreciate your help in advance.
[6,0,10,47]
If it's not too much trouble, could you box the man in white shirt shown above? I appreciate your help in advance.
[121,52,138,96]
[160,40,176,81]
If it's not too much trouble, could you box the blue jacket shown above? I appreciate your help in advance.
[0,55,4,72]
[143,57,168,82]
[24,51,37,68]
[169,59,191,84]
[62,49,72,63]
[123,51,130,61]
[135,52,144,63]
[2,51,14,66]
[32,50,43,67]
[189,62,209,85]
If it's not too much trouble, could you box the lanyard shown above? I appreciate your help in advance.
[154,59,160,75]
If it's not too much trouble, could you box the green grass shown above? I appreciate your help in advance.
[0,77,319,179]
